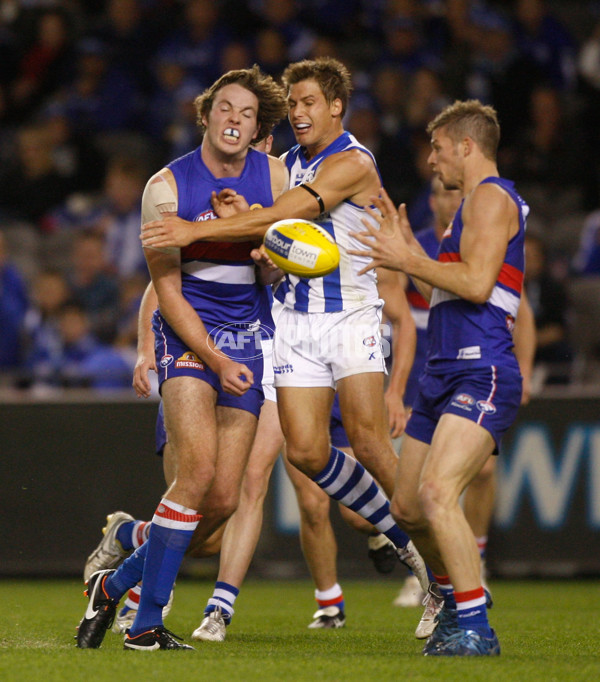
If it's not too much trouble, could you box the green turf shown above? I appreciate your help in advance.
[0,579,599,681]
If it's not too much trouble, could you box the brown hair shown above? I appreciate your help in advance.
[426,99,500,160]
[281,57,353,118]
[194,65,288,142]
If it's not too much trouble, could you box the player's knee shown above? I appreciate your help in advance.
[347,431,394,469]
[390,495,423,533]
[171,467,215,505]
[286,444,329,477]
[418,478,451,524]
[240,465,270,505]
[201,485,240,525]
[298,491,330,528]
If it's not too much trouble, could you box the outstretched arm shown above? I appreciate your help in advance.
[140,149,378,248]
[350,185,514,304]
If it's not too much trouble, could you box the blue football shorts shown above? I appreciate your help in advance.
[152,311,264,419]
[406,363,522,449]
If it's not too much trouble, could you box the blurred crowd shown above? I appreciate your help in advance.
[1,0,600,392]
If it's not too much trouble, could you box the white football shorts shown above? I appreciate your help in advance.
[273,301,386,388]
[261,337,276,402]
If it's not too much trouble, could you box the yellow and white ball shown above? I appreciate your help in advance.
[263,219,340,278]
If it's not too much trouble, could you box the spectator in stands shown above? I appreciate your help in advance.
[145,47,205,148]
[512,0,578,92]
[345,96,419,208]
[113,272,149,367]
[26,299,131,390]
[370,65,408,141]
[254,27,289,80]
[9,7,75,120]
[403,65,450,136]
[91,0,162,96]
[257,0,315,61]
[524,233,573,384]
[219,40,253,73]
[156,0,232,87]
[41,102,107,195]
[60,37,144,135]
[377,14,433,76]
[67,231,120,342]
[572,208,600,277]
[501,84,585,222]
[463,8,543,150]
[22,268,69,384]
[0,122,71,230]
[0,231,29,372]
[405,129,436,234]
[96,155,148,281]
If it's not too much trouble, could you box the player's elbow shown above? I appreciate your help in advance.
[465,278,494,304]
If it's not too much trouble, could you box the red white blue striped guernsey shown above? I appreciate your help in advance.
[167,146,274,336]
[426,177,528,371]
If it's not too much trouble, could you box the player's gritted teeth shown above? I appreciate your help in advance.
[223,127,241,142]
[294,122,311,137]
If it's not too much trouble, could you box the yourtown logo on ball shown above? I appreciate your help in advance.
[209,321,274,361]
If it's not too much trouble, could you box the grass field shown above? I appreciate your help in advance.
[0,578,599,681]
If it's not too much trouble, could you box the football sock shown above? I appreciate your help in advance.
[104,542,148,600]
[455,586,492,636]
[315,583,345,613]
[312,447,412,550]
[128,499,201,637]
[116,521,150,551]
[205,581,239,623]
[433,574,456,610]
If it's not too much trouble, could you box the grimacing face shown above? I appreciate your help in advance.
[287,79,341,151]
[203,83,260,156]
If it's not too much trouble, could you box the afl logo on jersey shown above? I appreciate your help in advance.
[455,393,475,406]
[160,354,174,368]
[477,400,497,415]
[194,209,217,221]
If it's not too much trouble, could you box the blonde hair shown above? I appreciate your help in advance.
[282,57,353,118]
[427,100,500,160]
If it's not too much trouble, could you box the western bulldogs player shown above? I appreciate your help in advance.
[395,177,535,610]
[351,100,529,656]
[76,66,288,651]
